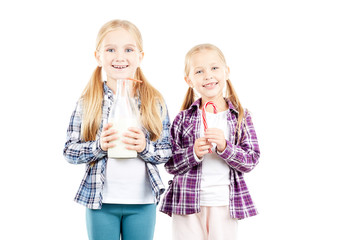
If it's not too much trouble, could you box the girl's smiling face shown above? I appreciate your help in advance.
[186,49,229,103]
[95,28,143,82]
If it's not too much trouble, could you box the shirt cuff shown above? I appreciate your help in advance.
[92,139,107,159]
[216,140,233,159]
[138,138,151,160]
[216,147,226,155]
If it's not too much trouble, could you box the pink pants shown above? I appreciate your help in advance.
[172,206,238,240]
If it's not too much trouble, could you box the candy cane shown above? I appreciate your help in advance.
[202,101,217,153]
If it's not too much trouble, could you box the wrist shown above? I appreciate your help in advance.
[138,142,146,152]
[216,141,227,153]
[193,148,204,162]
[94,139,107,157]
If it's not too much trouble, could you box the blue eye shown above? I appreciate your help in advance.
[106,48,115,53]
[125,48,134,53]
[212,67,219,70]
[195,70,203,74]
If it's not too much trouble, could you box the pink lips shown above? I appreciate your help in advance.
[202,82,218,89]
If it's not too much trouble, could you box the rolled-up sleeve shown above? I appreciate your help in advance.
[138,104,172,165]
[63,101,106,165]
[218,111,260,173]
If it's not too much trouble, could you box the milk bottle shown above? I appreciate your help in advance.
[108,79,140,158]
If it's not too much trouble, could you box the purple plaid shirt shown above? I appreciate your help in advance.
[159,98,260,219]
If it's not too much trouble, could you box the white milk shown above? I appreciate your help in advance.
[108,117,138,158]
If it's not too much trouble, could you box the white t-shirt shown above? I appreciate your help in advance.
[199,110,231,206]
[102,157,155,204]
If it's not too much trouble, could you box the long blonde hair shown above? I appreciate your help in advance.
[181,43,244,131]
[81,19,165,142]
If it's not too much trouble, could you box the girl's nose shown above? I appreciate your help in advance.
[204,71,213,80]
[114,52,125,61]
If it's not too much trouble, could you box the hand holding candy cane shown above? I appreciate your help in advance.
[204,128,227,152]
[194,137,213,159]
[202,101,217,153]
[202,101,227,153]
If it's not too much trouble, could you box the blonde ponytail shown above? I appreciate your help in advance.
[135,68,165,141]
[81,66,103,141]
[226,79,244,132]
[180,87,195,111]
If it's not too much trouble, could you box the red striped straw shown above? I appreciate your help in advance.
[202,101,217,153]
[121,78,143,83]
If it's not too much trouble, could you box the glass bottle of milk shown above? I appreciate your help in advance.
[108,79,140,158]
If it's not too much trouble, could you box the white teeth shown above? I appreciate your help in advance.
[113,65,127,69]
[203,82,217,87]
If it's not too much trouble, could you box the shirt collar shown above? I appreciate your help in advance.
[190,98,239,115]
[103,81,113,98]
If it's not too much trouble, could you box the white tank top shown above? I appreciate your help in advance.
[102,157,155,204]
[199,110,231,206]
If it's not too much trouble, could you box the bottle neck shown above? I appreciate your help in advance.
[114,79,136,97]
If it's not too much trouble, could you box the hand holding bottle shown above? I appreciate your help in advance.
[100,123,118,151]
[122,127,146,152]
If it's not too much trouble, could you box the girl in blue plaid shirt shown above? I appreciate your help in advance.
[63,19,172,240]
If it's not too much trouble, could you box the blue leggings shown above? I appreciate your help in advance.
[86,204,156,240]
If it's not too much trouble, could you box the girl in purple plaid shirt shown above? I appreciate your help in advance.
[160,44,260,240]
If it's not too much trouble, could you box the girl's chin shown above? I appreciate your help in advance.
[200,89,222,97]
[108,74,135,80]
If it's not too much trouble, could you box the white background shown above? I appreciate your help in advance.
[1,0,359,239]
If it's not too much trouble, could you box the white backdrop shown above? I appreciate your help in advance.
[1,0,359,239]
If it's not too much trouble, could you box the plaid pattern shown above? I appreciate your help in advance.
[63,83,172,209]
[159,98,260,219]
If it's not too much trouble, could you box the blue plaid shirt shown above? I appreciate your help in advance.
[63,83,172,209]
